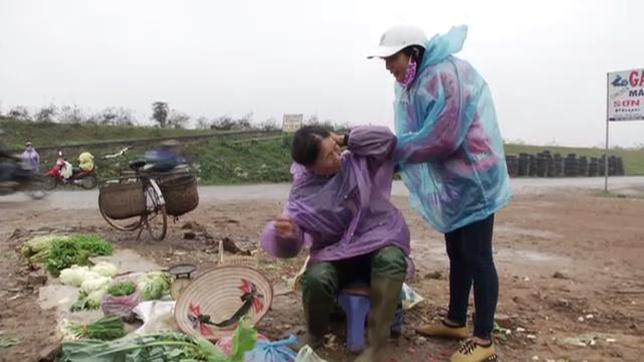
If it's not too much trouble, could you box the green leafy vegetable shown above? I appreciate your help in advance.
[136,271,171,300]
[46,235,113,277]
[108,281,136,297]
[70,289,107,312]
[75,235,114,256]
[21,235,70,264]
[59,319,257,362]
[68,316,126,341]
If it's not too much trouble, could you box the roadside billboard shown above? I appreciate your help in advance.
[608,69,644,121]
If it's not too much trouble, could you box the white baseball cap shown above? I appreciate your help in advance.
[367,25,428,59]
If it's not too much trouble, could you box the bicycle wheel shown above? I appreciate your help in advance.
[145,183,167,241]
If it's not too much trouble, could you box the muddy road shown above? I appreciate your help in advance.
[1,178,643,361]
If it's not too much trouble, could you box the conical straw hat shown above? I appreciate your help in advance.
[174,265,273,340]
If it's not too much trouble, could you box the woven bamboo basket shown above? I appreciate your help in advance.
[159,174,199,216]
[98,181,146,220]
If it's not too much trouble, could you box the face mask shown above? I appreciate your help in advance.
[399,58,418,88]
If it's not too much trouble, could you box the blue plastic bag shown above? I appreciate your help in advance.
[244,334,298,362]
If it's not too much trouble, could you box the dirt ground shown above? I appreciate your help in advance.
[1,190,643,362]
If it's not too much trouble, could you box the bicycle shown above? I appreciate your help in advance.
[98,160,168,241]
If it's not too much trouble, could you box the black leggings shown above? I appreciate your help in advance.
[445,214,498,340]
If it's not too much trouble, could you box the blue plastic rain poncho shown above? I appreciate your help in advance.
[394,25,512,233]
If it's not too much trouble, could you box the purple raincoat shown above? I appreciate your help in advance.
[260,126,410,265]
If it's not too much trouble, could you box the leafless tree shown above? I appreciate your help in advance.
[151,101,169,128]
[58,105,83,124]
[195,116,210,130]
[167,109,190,129]
[35,104,57,123]
[8,106,32,122]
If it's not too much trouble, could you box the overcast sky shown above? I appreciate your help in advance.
[1,0,643,147]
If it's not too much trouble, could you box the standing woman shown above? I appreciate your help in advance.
[368,25,511,362]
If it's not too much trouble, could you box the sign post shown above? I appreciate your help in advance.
[606,68,644,191]
[605,73,610,192]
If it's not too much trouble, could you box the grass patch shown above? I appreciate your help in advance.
[2,117,643,182]
[0,117,212,150]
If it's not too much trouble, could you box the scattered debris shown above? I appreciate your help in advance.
[401,283,425,310]
[495,313,513,329]
[578,316,585,322]
[37,343,61,362]
[323,333,338,350]
[552,271,568,279]
[221,237,251,256]
[180,222,251,255]
[424,270,443,280]
[585,314,594,320]
[560,334,598,347]
[27,271,48,287]
[516,327,526,333]
[0,336,18,348]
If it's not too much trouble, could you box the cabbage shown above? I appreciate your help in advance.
[21,235,70,264]
[91,262,118,277]
[80,276,112,294]
[87,288,108,309]
[136,271,171,300]
[60,266,101,287]
[70,286,108,312]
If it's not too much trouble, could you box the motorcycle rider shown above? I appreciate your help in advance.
[21,141,40,172]
[48,151,73,179]
[0,129,22,184]
[144,139,186,172]
[78,152,95,173]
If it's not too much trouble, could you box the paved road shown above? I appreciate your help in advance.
[3,177,644,210]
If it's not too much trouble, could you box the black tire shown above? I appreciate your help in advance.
[25,175,49,200]
[43,176,57,191]
[81,175,98,189]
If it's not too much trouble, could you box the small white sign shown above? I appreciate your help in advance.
[282,114,303,132]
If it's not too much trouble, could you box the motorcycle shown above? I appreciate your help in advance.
[44,165,98,190]
[0,158,48,199]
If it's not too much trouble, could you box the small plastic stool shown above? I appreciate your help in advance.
[337,290,404,353]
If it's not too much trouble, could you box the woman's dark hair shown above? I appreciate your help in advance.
[402,45,425,64]
[291,125,330,166]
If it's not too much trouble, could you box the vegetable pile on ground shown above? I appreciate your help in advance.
[136,271,171,300]
[107,281,136,297]
[67,316,126,341]
[21,235,71,265]
[59,263,118,312]
[58,319,257,362]
[46,235,113,276]
[20,234,114,276]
